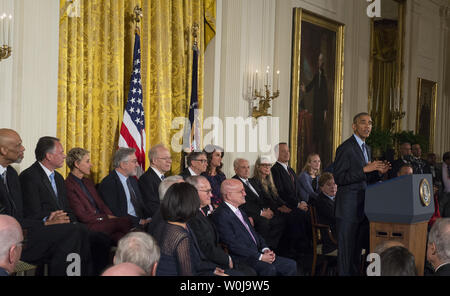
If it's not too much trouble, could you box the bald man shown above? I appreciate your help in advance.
[0,128,93,275]
[101,262,147,276]
[0,215,23,276]
[211,179,297,276]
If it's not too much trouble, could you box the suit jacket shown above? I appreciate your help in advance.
[65,173,113,225]
[315,192,336,232]
[334,135,381,222]
[271,162,300,209]
[211,202,268,263]
[232,175,269,220]
[188,224,222,275]
[138,167,162,217]
[434,263,450,276]
[296,171,319,202]
[179,168,193,180]
[188,209,230,268]
[98,170,151,225]
[19,161,77,222]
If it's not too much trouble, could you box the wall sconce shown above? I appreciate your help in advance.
[0,13,13,62]
[247,66,280,119]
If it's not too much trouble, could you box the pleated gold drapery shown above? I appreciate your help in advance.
[58,0,215,183]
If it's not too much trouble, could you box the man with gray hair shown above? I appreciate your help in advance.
[99,148,152,228]
[427,218,450,276]
[113,231,160,276]
[138,144,172,217]
[0,215,23,276]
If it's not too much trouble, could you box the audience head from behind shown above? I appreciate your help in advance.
[274,142,290,164]
[221,179,246,208]
[234,158,250,180]
[158,175,184,201]
[66,147,92,178]
[149,144,172,174]
[113,231,160,276]
[397,164,413,177]
[203,144,224,176]
[0,215,24,276]
[427,218,450,274]
[101,262,147,276]
[427,153,437,166]
[318,172,337,198]
[186,176,213,209]
[373,240,404,255]
[443,152,450,165]
[35,136,66,171]
[380,246,417,276]
[186,151,208,175]
[113,148,139,178]
[160,182,200,223]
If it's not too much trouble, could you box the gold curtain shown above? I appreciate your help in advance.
[58,0,214,183]
[371,20,398,131]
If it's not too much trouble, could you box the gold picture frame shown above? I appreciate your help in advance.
[290,8,344,172]
[416,78,437,153]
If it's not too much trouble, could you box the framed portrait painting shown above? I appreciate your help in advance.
[290,8,344,173]
[416,78,437,153]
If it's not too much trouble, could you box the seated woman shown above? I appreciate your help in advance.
[65,148,132,243]
[296,153,321,203]
[314,172,338,254]
[202,145,226,209]
[248,156,290,251]
[150,182,227,276]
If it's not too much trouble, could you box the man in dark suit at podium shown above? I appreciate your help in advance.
[334,112,390,276]
[427,218,450,276]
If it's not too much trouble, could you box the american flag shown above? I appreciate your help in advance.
[119,32,146,171]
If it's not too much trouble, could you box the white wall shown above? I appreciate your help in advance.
[0,0,59,172]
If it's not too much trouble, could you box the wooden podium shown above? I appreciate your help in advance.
[365,174,434,276]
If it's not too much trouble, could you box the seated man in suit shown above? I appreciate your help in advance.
[411,144,431,174]
[98,148,152,228]
[211,179,297,276]
[271,142,311,255]
[138,144,172,217]
[19,136,111,275]
[1,129,93,276]
[427,218,450,276]
[314,172,337,254]
[179,151,208,179]
[232,157,287,251]
[186,175,256,276]
[389,142,413,179]
[0,215,23,276]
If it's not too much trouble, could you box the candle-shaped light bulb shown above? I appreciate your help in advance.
[1,14,5,46]
[8,14,12,46]
[276,70,280,92]
[265,66,269,86]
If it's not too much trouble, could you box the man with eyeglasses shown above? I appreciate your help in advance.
[211,179,297,276]
[0,215,23,276]
[138,144,172,217]
[179,152,208,180]
[186,176,256,276]
[99,148,152,229]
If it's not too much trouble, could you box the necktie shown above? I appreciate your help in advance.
[235,209,257,245]
[1,171,9,194]
[160,175,165,181]
[127,178,143,218]
[49,172,58,198]
[245,180,259,197]
[361,143,369,164]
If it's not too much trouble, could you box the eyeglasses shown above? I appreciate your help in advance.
[193,159,208,163]
[198,189,212,194]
